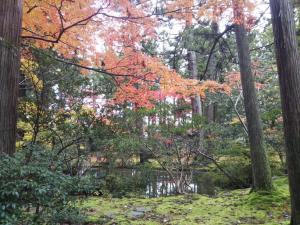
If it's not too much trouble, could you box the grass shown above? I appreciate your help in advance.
[78,177,290,225]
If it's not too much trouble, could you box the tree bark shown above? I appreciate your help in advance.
[293,1,300,48]
[205,22,219,123]
[188,50,205,154]
[233,0,272,191]
[188,51,202,115]
[136,110,148,163]
[270,0,300,223]
[0,0,23,155]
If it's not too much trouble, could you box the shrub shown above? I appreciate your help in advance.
[0,146,99,224]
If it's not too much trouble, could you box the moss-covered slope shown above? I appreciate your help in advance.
[79,177,290,225]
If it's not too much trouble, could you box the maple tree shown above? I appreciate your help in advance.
[21,0,230,109]
[0,0,232,157]
[0,0,299,220]
[2,0,299,224]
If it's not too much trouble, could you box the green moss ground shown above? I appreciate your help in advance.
[78,177,290,225]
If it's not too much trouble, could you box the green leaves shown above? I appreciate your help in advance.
[0,146,99,224]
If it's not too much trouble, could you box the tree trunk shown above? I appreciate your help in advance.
[0,0,23,155]
[188,51,202,115]
[293,1,300,48]
[205,22,219,123]
[270,0,300,223]
[233,1,272,191]
[188,50,205,153]
[136,110,148,163]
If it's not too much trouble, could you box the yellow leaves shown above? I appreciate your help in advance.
[16,121,33,143]
[230,116,246,125]
[79,105,97,117]
[18,101,46,126]
[21,59,43,91]
[265,127,278,135]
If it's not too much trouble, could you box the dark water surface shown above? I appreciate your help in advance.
[90,167,215,197]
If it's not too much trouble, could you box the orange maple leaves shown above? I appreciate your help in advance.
[22,0,241,109]
[110,50,231,108]
[23,0,102,57]
[166,0,257,28]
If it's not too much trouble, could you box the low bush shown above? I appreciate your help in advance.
[0,145,100,224]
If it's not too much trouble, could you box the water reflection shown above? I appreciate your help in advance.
[91,168,215,197]
[146,180,199,197]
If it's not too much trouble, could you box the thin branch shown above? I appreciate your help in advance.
[202,25,234,79]
[22,6,105,43]
[195,148,247,188]
[250,42,274,52]
[229,92,249,136]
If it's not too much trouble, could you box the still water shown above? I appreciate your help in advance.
[90,168,215,197]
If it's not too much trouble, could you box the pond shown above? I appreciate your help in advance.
[89,167,215,198]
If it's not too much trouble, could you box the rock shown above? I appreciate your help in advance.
[127,211,144,219]
[135,206,151,212]
[163,218,169,223]
[283,211,290,219]
[105,212,116,219]
[267,211,273,218]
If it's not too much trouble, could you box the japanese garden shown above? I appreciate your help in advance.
[1,0,300,224]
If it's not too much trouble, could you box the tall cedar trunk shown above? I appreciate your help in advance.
[295,2,300,48]
[270,0,300,223]
[234,20,272,190]
[0,0,23,155]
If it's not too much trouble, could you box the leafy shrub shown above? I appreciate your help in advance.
[0,145,100,224]
[210,157,252,189]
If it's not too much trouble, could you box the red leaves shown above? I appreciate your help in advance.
[22,0,237,110]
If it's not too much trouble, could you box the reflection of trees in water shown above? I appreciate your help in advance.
[91,168,215,197]
[144,135,203,195]
[146,170,201,197]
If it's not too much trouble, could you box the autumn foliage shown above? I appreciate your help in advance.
[166,0,256,28]
[21,0,241,109]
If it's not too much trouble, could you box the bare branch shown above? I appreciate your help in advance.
[202,25,234,79]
